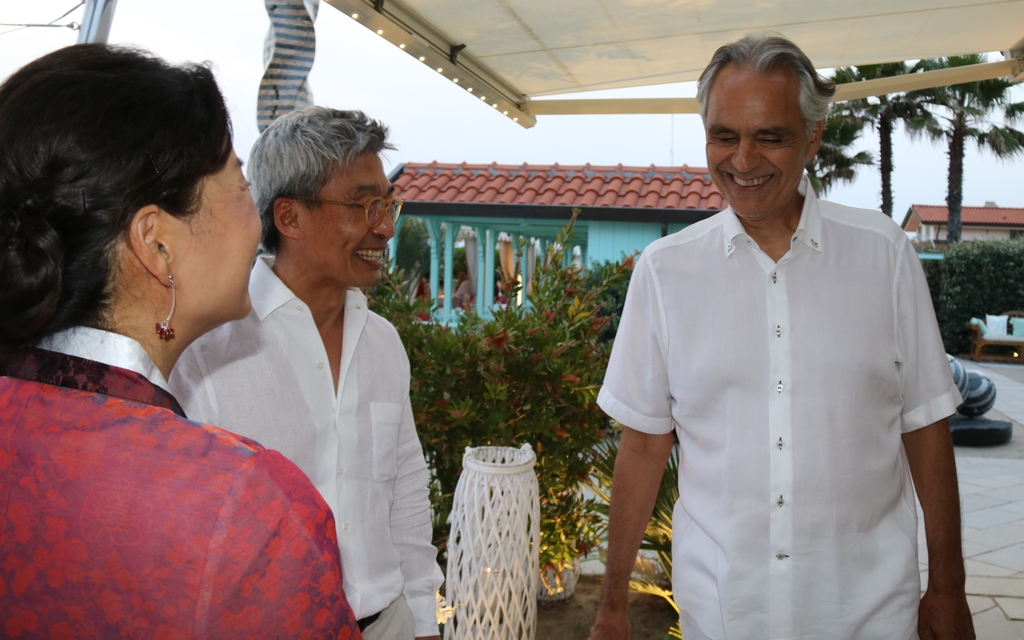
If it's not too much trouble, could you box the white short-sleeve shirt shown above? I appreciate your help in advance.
[598,176,960,640]
[170,256,443,636]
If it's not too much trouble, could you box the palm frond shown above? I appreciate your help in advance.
[908,56,1024,241]
[1005,101,1024,125]
[628,580,679,613]
[977,125,1024,157]
[805,113,874,196]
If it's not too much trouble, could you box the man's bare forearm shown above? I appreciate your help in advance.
[902,419,965,591]
[598,427,675,610]
[902,418,974,638]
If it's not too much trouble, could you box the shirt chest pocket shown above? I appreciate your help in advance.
[370,402,402,482]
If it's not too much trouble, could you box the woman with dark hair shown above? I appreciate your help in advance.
[0,45,362,638]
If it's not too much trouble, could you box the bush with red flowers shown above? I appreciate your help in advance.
[370,214,632,591]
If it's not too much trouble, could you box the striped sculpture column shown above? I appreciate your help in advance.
[258,0,319,132]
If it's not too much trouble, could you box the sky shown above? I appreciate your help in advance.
[2,0,1023,222]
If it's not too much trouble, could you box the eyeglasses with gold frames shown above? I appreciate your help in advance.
[286,195,403,228]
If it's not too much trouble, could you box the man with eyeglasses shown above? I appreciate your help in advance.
[170,108,443,640]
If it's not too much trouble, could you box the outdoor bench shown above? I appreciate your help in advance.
[967,311,1024,363]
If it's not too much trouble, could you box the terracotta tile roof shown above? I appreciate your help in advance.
[911,204,1024,227]
[392,162,725,211]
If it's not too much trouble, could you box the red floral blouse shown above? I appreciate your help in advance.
[0,348,362,639]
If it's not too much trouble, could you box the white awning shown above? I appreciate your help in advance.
[324,0,1024,127]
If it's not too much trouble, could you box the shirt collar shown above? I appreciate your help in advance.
[3,347,186,417]
[721,208,747,257]
[721,174,823,257]
[793,175,823,253]
[249,254,368,321]
[250,254,299,321]
[37,326,170,391]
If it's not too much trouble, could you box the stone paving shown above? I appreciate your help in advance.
[945,363,1024,638]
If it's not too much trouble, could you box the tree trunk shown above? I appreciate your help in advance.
[879,110,894,217]
[946,118,965,244]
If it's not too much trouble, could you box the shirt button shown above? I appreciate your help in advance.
[776,553,789,560]
[297,305,305,313]
[727,243,732,250]
[317,362,324,370]
[812,240,819,248]
[337,467,345,476]
[777,495,785,507]
[342,522,349,531]
[771,272,777,284]
[777,437,784,450]
[777,381,784,393]
[775,325,782,337]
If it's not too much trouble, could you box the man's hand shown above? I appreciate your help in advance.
[588,607,630,640]
[918,589,974,640]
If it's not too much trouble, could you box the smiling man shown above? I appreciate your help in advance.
[170,108,443,640]
[590,34,973,640]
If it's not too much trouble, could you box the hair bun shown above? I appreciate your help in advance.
[0,207,64,344]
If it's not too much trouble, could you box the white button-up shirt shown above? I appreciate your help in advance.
[598,177,959,640]
[170,256,443,636]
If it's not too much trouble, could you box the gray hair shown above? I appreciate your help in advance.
[247,107,394,253]
[696,33,835,133]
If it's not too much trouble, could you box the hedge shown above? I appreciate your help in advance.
[923,239,1024,355]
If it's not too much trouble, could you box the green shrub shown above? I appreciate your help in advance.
[920,257,943,303]
[370,215,633,586]
[925,240,1024,354]
[584,258,635,346]
[396,216,430,283]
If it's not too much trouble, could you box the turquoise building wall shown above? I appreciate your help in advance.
[586,221,663,265]
[585,221,699,264]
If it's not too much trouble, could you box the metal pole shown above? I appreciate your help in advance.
[484,229,495,318]
[77,0,118,44]
[443,222,454,319]
[427,219,441,313]
[474,226,485,316]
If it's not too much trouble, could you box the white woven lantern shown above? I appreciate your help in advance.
[444,444,540,640]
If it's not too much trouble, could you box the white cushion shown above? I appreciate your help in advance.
[986,314,1009,336]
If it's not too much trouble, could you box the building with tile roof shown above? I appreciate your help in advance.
[902,203,1024,244]
[389,161,723,318]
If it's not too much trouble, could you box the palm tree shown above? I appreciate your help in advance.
[805,111,874,197]
[831,64,936,217]
[911,55,1024,243]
